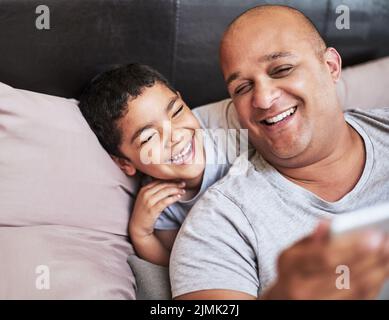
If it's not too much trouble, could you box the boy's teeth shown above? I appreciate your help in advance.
[264,107,296,124]
[171,141,192,164]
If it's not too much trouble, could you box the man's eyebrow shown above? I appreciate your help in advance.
[259,51,295,63]
[130,96,179,144]
[225,51,295,87]
[226,72,241,87]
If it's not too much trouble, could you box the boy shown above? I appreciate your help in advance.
[78,63,244,266]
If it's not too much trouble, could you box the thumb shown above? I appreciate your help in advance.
[311,219,331,243]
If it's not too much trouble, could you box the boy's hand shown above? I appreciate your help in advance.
[129,180,185,240]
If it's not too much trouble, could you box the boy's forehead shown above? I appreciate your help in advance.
[120,84,179,135]
[127,83,177,111]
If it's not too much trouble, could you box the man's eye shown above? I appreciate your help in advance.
[271,66,293,77]
[140,134,154,146]
[234,84,252,96]
[172,105,184,117]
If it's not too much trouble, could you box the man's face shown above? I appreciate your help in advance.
[117,83,205,181]
[220,16,342,168]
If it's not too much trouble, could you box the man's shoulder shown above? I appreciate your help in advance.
[345,107,389,137]
[204,152,268,202]
[193,98,241,130]
[345,107,389,122]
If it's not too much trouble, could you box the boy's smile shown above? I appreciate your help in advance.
[169,134,196,165]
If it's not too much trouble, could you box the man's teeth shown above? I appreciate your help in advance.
[171,141,192,164]
[264,107,296,125]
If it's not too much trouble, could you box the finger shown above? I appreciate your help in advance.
[326,230,387,269]
[353,264,389,299]
[139,180,163,191]
[292,231,386,274]
[349,235,389,299]
[148,187,186,207]
[331,260,389,300]
[143,181,185,197]
[312,220,331,241]
[296,271,370,300]
[153,193,183,213]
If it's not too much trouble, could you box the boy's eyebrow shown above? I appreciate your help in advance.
[130,96,179,144]
[166,96,179,113]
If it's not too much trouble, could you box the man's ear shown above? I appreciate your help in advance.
[324,47,342,83]
[111,155,137,176]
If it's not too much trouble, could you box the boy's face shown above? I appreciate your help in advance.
[115,83,205,182]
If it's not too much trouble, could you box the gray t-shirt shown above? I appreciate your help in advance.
[170,108,389,298]
[154,99,249,230]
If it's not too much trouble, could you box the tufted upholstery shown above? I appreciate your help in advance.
[0,0,388,107]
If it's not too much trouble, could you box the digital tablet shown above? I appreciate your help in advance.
[330,202,389,236]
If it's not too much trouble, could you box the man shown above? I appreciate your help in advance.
[170,5,389,299]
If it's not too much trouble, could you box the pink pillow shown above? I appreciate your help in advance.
[338,56,389,110]
[0,82,138,299]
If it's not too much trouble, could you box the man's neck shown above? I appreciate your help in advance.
[275,124,366,202]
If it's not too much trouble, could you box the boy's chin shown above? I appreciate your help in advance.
[165,162,205,180]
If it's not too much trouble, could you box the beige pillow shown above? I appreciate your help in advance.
[0,82,139,299]
[338,56,389,110]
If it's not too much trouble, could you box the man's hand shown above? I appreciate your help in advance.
[129,180,185,239]
[263,221,389,299]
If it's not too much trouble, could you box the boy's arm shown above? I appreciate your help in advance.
[130,232,171,266]
[129,180,185,267]
[154,229,179,251]
[131,230,179,266]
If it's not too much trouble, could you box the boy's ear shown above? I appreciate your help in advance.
[111,155,137,176]
[177,91,182,99]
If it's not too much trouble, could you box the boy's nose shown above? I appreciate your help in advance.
[171,129,185,144]
[165,127,185,149]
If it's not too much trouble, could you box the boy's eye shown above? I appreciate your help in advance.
[140,133,155,146]
[172,105,184,118]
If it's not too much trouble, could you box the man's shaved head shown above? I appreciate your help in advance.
[221,5,327,61]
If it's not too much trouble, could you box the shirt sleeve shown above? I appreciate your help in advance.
[170,187,260,298]
[154,208,181,230]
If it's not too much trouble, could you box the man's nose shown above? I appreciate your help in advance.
[251,81,281,110]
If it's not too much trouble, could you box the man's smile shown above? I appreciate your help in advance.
[255,105,298,131]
